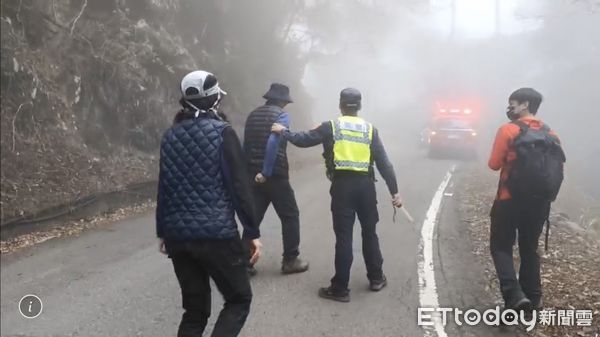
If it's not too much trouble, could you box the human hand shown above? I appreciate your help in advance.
[158,238,167,255]
[255,173,267,184]
[249,239,262,265]
[271,123,287,134]
[392,193,403,208]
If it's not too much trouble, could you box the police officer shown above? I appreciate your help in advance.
[271,88,403,302]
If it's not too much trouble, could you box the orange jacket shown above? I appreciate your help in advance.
[488,117,559,200]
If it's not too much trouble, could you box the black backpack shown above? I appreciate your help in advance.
[506,120,566,250]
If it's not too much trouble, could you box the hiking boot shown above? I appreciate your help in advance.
[506,290,532,311]
[281,257,309,274]
[524,298,543,320]
[318,286,350,303]
[247,265,258,277]
[369,275,387,292]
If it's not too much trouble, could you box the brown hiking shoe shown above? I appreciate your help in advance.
[281,257,309,274]
[369,275,388,292]
[318,286,350,302]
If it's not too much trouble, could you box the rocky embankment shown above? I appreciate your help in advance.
[1,0,312,227]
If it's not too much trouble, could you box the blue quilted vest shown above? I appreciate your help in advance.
[157,117,237,240]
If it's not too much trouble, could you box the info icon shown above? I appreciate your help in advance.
[19,294,43,319]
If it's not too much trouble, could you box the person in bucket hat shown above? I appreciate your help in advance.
[262,83,294,103]
[242,83,309,276]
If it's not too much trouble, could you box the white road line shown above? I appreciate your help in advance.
[418,164,456,337]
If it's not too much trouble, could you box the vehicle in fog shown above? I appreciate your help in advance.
[426,107,478,159]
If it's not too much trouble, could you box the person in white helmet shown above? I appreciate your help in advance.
[156,70,261,337]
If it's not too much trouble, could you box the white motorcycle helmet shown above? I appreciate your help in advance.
[180,70,227,117]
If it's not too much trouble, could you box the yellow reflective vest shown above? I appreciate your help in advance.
[331,116,373,172]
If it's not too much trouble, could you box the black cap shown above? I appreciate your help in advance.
[263,83,293,103]
[340,87,361,108]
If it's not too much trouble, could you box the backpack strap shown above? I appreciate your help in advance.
[513,119,552,133]
[536,123,562,149]
[511,120,529,133]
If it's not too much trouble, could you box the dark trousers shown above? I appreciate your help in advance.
[167,237,252,337]
[489,199,550,307]
[329,174,383,291]
[251,177,300,260]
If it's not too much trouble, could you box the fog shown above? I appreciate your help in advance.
[294,0,600,198]
[2,0,596,224]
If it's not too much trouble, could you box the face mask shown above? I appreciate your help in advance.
[506,106,520,121]
[185,93,223,119]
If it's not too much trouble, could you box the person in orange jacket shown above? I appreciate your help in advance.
[488,87,563,313]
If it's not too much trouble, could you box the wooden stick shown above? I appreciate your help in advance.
[400,206,415,223]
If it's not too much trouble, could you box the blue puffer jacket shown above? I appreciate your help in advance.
[156,116,238,241]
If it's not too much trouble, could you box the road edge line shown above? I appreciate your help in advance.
[418,165,455,337]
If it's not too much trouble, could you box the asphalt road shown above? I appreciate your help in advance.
[1,142,522,337]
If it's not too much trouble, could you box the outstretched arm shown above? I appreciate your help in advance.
[272,121,332,148]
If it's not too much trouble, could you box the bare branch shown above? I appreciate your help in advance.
[70,0,88,36]
[52,0,58,23]
[12,102,32,152]
[16,0,23,23]
[200,22,208,41]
